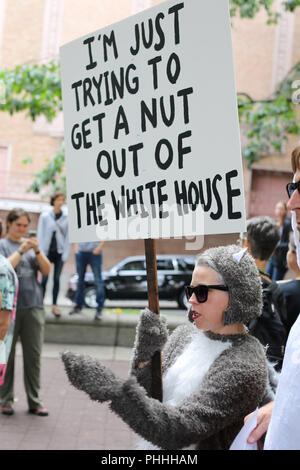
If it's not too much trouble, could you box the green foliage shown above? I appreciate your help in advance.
[238,61,300,167]
[230,0,300,23]
[0,61,61,122]
[281,0,300,12]
[25,142,66,196]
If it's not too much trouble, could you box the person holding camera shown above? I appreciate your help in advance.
[0,208,50,417]
[37,191,69,318]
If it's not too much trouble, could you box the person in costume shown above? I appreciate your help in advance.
[62,245,276,450]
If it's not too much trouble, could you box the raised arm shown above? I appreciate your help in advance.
[27,237,51,276]
[62,345,267,450]
[110,358,267,449]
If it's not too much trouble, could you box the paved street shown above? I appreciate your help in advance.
[0,342,139,450]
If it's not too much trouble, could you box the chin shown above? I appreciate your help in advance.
[194,319,208,330]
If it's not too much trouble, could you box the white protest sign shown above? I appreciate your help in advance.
[60,0,246,243]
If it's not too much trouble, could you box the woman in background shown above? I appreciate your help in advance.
[38,191,69,318]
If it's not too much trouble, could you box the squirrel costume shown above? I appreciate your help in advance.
[62,245,277,450]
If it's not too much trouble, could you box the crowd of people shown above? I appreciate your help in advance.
[0,146,300,450]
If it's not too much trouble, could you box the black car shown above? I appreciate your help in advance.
[66,254,195,309]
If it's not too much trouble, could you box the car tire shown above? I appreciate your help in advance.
[177,288,189,310]
[84,286,98,309]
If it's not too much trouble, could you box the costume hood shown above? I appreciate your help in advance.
[191,244,263,326]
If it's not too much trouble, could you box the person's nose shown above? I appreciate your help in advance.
[287,189,300,211]
[189,292,199,304]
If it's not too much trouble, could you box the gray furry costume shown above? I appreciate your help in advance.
[62,245,277,450]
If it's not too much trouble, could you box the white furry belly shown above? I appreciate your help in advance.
[163,329,232,406]
[136,329,232,450]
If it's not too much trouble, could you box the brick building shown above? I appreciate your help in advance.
[0,0,299,271]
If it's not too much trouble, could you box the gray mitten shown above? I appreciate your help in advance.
[129,308,169,395]
[132,308,169,364]
[61,351,123,403]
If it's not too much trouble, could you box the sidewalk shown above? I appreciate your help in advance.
[43,304,186,349]
[0,342,139,450]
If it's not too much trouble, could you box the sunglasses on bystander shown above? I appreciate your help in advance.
[286,181,300,199]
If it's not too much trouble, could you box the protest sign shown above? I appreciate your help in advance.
[60,0,246,244]
[60,0,246,400]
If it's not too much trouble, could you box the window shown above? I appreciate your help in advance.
[122,260,145,271]
[156,259,174,270]
[177,258,195,271]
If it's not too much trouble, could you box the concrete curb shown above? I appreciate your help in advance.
[44,306,187,348]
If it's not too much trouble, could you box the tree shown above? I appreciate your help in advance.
[230,0,300,23]
[0,60,61,122]
[0,0,299,193]
[25,141,66,194]
[238,61,300,167]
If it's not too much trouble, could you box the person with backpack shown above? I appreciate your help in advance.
[238,216,288,371]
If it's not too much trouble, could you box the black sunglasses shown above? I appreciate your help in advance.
[184,284,229,303]
[286,181,300,199]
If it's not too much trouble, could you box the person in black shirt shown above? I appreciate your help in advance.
[267,201,292,281]
[239,216,288,370]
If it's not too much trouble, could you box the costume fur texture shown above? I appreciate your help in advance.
[62,309,274,450]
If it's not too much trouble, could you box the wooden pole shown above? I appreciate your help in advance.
[144,238,163,402]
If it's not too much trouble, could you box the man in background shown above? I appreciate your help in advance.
[69,241,105,320]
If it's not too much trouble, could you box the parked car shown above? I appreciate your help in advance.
[66,254,196,309]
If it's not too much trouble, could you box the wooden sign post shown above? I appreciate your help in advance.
[60,0,247,401]
[144,238,163,401]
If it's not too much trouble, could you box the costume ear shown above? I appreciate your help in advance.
[232,248,247,264]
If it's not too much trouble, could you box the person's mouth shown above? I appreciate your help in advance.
[191,310,201,321]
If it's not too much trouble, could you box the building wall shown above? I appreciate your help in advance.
[1,0,44,67]
[248,169,292,218]
[61,0,132,45]
[231,10,276,100]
